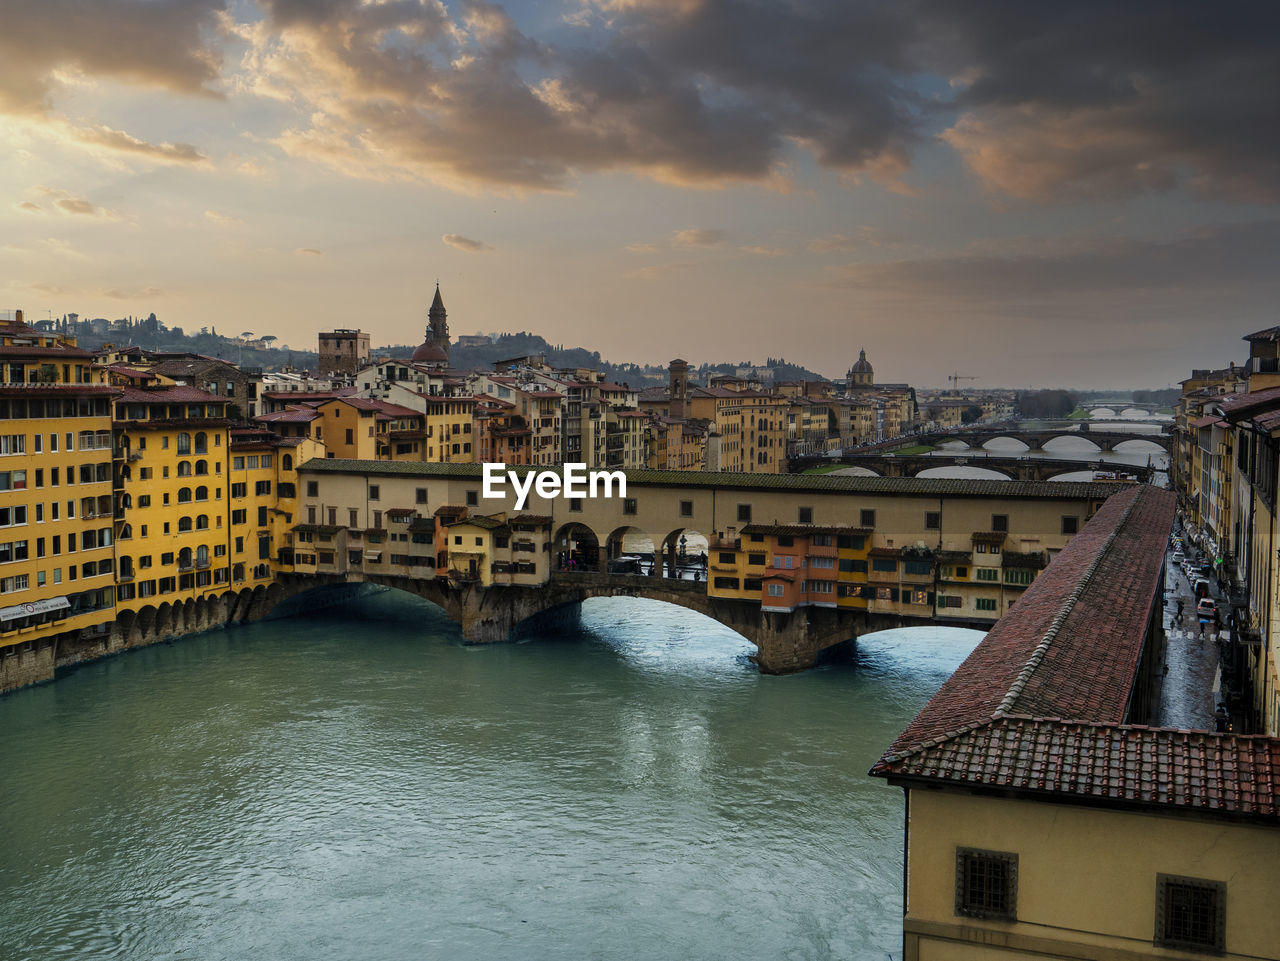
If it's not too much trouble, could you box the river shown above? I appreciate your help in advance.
[0,591,982,961]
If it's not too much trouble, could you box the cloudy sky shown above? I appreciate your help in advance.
[2,0,1276,388]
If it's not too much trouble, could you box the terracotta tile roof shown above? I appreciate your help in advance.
[258,409,319,424]
[875,717,1280,821]
[1189,414,1225,429]
[877,486,1174,759]
[865,487,1280,821]
[117,384,225,404]
[0,343,95,358]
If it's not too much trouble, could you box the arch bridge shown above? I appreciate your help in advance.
[800,453,1155,483]
[910,427,1170,454]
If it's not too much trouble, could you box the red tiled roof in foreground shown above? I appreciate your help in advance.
[876,717,1280,819]
[866,486,1280,815]
[880,486,1174,759]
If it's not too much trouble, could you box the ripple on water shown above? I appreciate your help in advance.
[0,595,981,961]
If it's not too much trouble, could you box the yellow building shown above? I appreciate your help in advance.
[687,387,786,472]
[423,396,477,463]
[112,384,234,616]
[442,513,552,587]
[0,315,118,681]
[870,486,1280,960]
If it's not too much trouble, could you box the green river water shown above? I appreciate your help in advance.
[0,591,981,961]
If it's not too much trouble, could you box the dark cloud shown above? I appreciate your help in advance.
[920,0,1280,201]
[4,0,1276,201]
[0,0,225,115]
[832,221,1280,299]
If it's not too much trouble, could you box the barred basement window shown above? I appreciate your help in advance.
[1155,875,1225,953]
[956,848,1017,921]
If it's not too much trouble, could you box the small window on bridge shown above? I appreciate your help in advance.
[798,507,813,524]
[991,514,1009,533]
[568,498,582,512]
[416,487,428,504]
[623,498,637,515]
[860,509,876,527]
[1061,515,1079,535]
[307,481,318,497]
[466,491,478,506]
[777,535,794,547]
[680,500,693,517]
[925,511,940,530]
[719,552,735,564]
[737,504,752,523]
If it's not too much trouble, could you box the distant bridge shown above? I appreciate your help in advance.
[795,453,1156,483]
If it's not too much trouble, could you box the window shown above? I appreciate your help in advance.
[810,556,834,569]
[860,509,876,527]
[798,507,813,524]
[737,504,752,523]
[1005,568,1034,585]
[904,560,930,576]
[254,481,270,496]
[307,481,319,497]
[976,568,999,581]
[991,514,1008,533]
[767,583,785,597]
[925,511,940,530]
[369,484,380,501]
[416,487,428,504]
[680,500,693,517]
[955,848,1017,921]
[837,534,866,551]
[466,491,478,507]
[623,498,637,515]
[872,558,897,572]
[976,597,998,611]
[345,428,354,444]
[718,552,736,564]
[231,483,247,498]
[1061,515,1079,535]
[1155,875,1225,952]
[748,553,766,565]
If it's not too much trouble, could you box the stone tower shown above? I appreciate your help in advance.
[429,284,449,353]
[669,358,690,419]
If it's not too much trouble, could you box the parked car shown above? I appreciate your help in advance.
[1193,578,1213,599]
[1171,552,1186,565]
[1197,598,1217,618]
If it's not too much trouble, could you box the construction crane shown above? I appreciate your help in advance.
[948,372,978,391]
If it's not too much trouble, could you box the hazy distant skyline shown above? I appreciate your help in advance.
[2,0,1277,389]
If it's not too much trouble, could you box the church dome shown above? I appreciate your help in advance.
[850,348,873,374]
[411,340,449,364]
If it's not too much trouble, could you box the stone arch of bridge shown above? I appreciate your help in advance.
[976,435,1032,450]
[660,525,713,580]
[554,521,603,573]
[1041,434,1103,452]
[913,463,1016,481]
[1111,438,1167,454]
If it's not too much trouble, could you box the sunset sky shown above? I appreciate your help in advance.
[2,0,1276,388]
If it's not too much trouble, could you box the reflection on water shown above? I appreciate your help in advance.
[0,591,984,961]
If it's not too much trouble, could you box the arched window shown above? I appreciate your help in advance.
[178,547,193,568]
[178,516,193,532]
[177,461,192,477]
[118,523,132,540]
[178,487,192,503]
[119,493,132,510]
[177,432,191,455]
[196,514,209,530]
[194,460,208,476]
[194,432,208,455]
[196,545,209,566]
[282,454,293,471]
[195,486,208,501]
